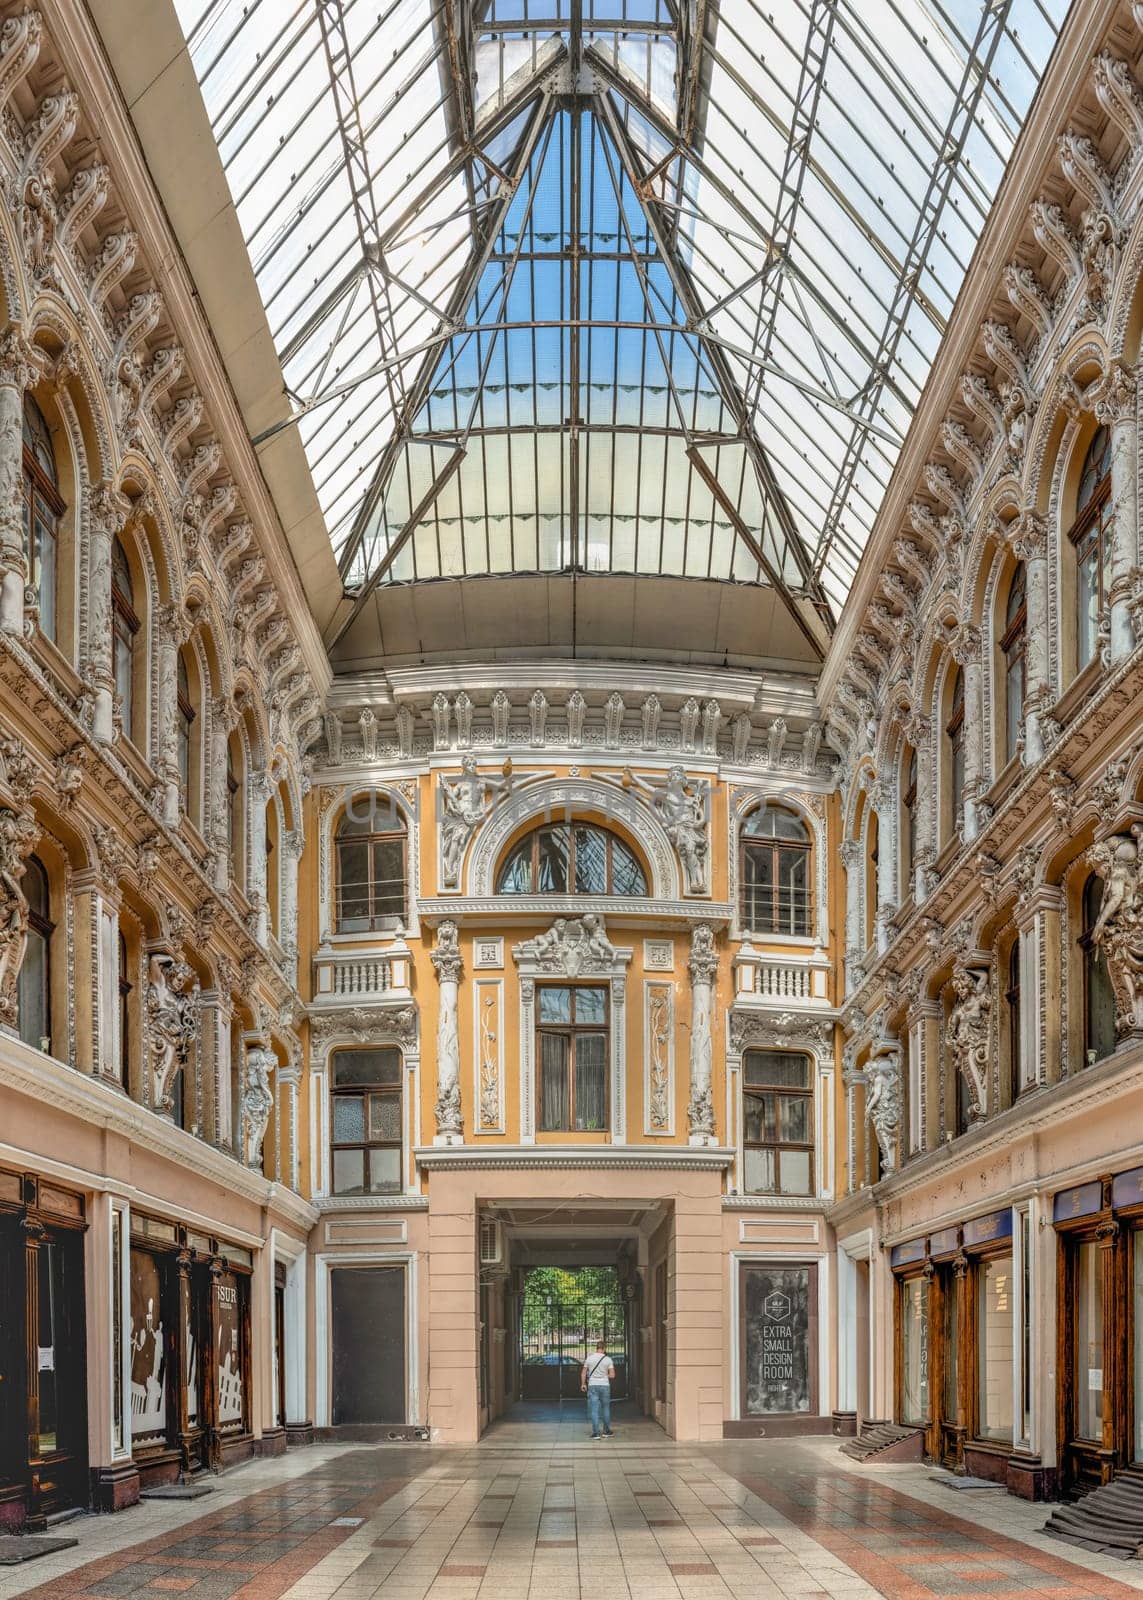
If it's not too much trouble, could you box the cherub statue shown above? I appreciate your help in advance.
[623,765,709,893]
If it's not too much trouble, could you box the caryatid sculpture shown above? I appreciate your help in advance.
[0,806,38,1030]
[438,754,512,889]
[1089,825,1143,1039]
[146,951,199,1114]
[623,765,709,893]
[947,962,992,1118]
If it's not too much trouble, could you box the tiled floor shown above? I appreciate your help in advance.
[6,1417,1143,1600]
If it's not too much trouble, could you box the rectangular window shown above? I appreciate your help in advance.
[336,832,406,931]
[331,1047,403,1196]
[977,1255,1014,1442]
[742,1050,813,1196]
[740,1262,817,1416]
[536,985,609,1132]
[1133,1233,1143,1463]
[900,1275,929,1424]
[1074,1240,1103,1442]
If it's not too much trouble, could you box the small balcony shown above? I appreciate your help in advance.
[733,944,831,1007]
[312,944,413,1008]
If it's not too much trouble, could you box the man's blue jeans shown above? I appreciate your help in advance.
[586,1384,611,1435]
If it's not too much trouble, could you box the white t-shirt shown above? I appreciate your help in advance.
[584,1352,613,1387]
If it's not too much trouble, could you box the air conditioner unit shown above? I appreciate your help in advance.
[479,1217,503,1266]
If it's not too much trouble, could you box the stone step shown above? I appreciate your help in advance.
[839,1422,925,1464]
[1043,1470,1143,1558]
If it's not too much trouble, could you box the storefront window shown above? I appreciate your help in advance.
[216,1270,245,1430]
[978,1256,1014,1442]
[1020,1210,1033,1445]
[740,1263,816,1416]
[1075,1240,1103,1441]
[943,1279,959,1421]
[901,1276,929,1424]
[1135,1234,1143,1463]
[129,1247,167,1444]
[112,1211,124,1453]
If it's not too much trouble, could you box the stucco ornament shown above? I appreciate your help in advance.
[146,953,199,1115]
[242,1044,276,1167]
[865,1049,902,1174]
[1089,827,1143,1038]
[623,765,709,893]
[516,914,616,975]
[438,754,511,889]
[687,924,718,1142]
[948,963,992,1118]
[0,806,38,1028]
[431,920,463,1140]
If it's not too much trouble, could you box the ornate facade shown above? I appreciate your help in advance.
[3,0,1143,1537]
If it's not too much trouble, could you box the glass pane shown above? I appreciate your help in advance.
[333,1095,366,1143]
[573,986,607,1025]
[742,1265,812,1414]
[778,848,809,935]
[333,1048,402,1087]
[539,1033,569,1130]
[333,1148,366,1196]
[978,1256,1013,1442]
[1077,550,1099,670]
[901,1276,929,1425]
[743,1092,765,1145]
[371,837,405,916]
[36,514,55,642]
[216,1271,243,1427]
[778,1149,811,1196]
[611,837,646,895]
[368,1147,401,1193]
[497,836,534,893]
[743,1146,774,1195]
[1134,1234,1143,1462]
[745,1051,810,1090]
[538,986,572,1023]
[779,1096,810,1143]
[1006,653,1024,763]
[573,826,608,893]
[17,927,48,1052]
[337,840,369,904]
[369,1092,402,1141]
[130,1246,167,1443]
[945,1278,959,1420]
[37,1242,59,1452]
[537,826,569,891]
[743,843,774,931]
[574,1034,607,1131]
[1075,1241,1104,1441]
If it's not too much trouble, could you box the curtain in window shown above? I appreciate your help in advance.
[575,1033,607,1129]
[539,1032,569,1130]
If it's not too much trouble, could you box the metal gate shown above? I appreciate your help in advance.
[519,1275,630,1400]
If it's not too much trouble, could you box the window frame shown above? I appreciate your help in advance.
[946,668,965,835]
[18,855,53,1054]
[111,538,140,738]
[902,746,918,891]
[118,930,132,1090]
[1069,427,1112,673]
[1006,936,1021,1104]
[535,982,611,1133]
[1080,873,1117,1067]
[22,397,63,643]
[495,822,647,897]
[176,652,195,801]
[1000,565,1026,766]
[739,803,813,938]
[329,1047,404,1197]
[334,807,408,933]
[741,1048,815,1197]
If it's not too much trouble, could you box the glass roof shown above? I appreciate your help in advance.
[175,0,1069,649]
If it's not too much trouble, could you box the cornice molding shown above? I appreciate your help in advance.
[416,896,735,925]
[414,1144,735,1171]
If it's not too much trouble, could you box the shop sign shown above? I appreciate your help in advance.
[963,1209,1012,1248]
[928,1227,959,1259]
[1053,1181,1103,1223]
[890,1238,926,1268]
[742,1265,813,1416]
[1112,1167,1143,1213]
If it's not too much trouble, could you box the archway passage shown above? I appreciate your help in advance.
[519,1265,630,1402]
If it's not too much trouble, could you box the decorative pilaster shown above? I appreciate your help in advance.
[279,829,302,977]
[951,623,982,842]
[246,771,270,944]
[87,485,128,744]
[432,920,463,1143]
[76,824,129,1079]
[1096,365,1138,665]
[873,781,897,954]
[0,333,34,634]
[209,696,237,891]
[840,838,863,993]
[154,602,190,825]
[1011,512,1049,763]
[687,924,717,1144]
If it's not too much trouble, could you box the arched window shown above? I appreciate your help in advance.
[902,745,918,893]
[946,667,965,836]
[226,739,242,884]
[22,396,61,642]
[496,823,646,896]
[1081,874,1117,1066]
[111,538,139,738]
[336,797,407,931]
[1071,425,1111,671]
[17,856,52,1053]
[118,930,131,1089]
[176,653,195,801]
[740,803,811,936]
[1006,937,1021,1102]
[1001,563,1026,765]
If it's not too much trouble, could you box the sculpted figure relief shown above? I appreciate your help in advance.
[948,963,992,1118]
[146,952,199,1115]
[0,807,38,1028]
[242,1045,276,1167]
[623,765,709,893]
[1089,826,1143,1038]
[518,914,617,975]
[431,919,463,1138]
[438,754,512,888]
[865,1050,902,1174]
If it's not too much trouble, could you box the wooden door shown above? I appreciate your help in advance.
[28,1225,87,1518]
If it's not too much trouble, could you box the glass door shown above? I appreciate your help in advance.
[899,1275,929,1426]
[31,1229,87,1514]
[936,1265,962,1466]
[1133,1233,1143,1464]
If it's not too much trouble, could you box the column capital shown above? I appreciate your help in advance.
[1095,362,1136,427]
[0,329,37,392]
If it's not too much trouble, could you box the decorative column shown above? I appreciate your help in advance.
[1012,511,1049,764]
[154,603,188,826]
[278,1050,301,1191]
[908,998,942,1152]
[0,333,34,634]
[1021,882,1064,1084]
[209,697,236,892]
[687,923,718,1144]
[246,771,270,945]
[1096,365,1138,665]
[840,838,863,994]
[431,920,464,1143]
[905,711,933,902]
[75,826,129,1080]
[279,829,302,979]
[87,485,127,745]
[952,623,983,843]
[873,781,897,954]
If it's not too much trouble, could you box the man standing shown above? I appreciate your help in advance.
[580,1340,615,1438]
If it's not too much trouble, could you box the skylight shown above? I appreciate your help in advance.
[175,0,1069,649]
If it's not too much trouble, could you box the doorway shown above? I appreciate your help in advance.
[330,1264,406,1424]
[518,1266,630,1401]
